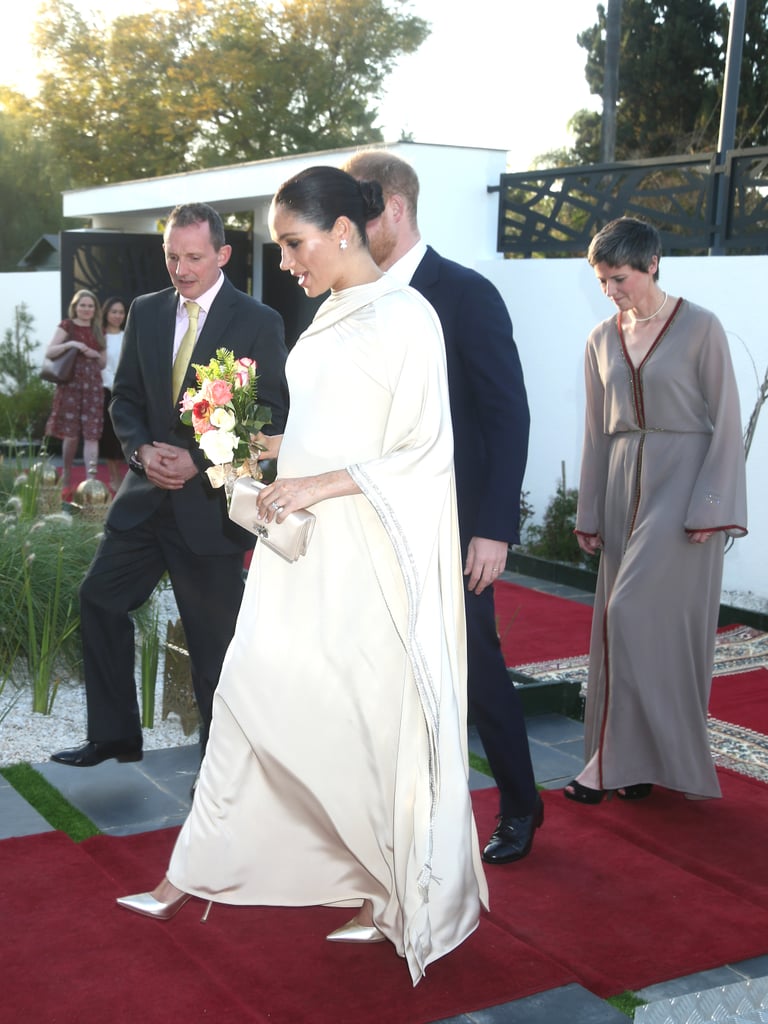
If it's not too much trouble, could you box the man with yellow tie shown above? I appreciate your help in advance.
[52,203,289,771]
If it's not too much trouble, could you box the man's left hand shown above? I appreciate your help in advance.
[465,537,508,595]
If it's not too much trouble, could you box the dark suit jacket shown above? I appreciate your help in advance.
[109,277,289,556]
[410,246,530,547]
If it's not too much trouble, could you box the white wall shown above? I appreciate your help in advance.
[65,142,509,270]
[0,272,62,366]
[1,253,765,604]
[480,254,768,604]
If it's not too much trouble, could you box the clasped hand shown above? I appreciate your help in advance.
[140,442,198,490]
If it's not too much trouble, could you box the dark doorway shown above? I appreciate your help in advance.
[261,242,324,349]
[60,229,252,315]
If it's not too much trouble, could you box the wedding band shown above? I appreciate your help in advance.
[270,501,280,511]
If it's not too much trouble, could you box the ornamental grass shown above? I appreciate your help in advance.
[0,456,164,719]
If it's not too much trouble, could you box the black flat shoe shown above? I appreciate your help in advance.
[563,779,607,805]
[482,795,544,865]
[50,738,143,767]
[616,783,653,800]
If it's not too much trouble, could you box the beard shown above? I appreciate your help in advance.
[367,219,398,270]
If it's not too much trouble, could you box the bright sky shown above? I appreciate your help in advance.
[3,0,604,170]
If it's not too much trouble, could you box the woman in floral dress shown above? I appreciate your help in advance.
[44,289,106,499]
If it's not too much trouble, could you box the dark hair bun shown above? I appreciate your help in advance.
[359,180,385,221]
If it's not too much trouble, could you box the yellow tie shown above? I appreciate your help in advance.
[172,300,200,402]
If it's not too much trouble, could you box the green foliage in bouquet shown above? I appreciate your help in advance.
[179,348,272,471]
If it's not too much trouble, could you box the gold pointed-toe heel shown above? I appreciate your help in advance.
[326,919,386,943]
[116,890,192,921]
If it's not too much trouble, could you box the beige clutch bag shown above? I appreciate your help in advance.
[229,477,316,563]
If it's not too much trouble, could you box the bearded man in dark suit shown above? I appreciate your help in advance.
[344,151,540,864]
[52,203,289,768]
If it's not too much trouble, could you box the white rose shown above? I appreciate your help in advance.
[199,428,238,464]
[210,406,236,431]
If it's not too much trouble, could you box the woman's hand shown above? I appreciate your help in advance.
[251,432,282,461]
[687,529,717,544]
[256,469,359,522]
[576,532,603,555]
[256,476,320,522]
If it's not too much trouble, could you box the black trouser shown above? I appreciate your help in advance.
[465,579,538,818]
[79,499,244,753]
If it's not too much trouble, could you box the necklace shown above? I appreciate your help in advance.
[632,292,668,323]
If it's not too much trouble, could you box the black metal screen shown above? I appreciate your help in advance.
[494,147,768,258]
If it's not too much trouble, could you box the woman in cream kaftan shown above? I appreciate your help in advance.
[575,297,747,799]
[168,272,486,980]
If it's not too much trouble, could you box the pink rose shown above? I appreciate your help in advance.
[210,379,233,405]
[234,357,256,389]
[179,391,196,413]
[200,378,233,405]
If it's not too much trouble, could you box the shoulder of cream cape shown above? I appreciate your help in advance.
[302,276,409,337]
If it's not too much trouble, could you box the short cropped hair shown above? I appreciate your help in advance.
[587,217,662,281]
[164,203,226,251]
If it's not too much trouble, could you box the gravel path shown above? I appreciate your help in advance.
[0,676,195,767]
[0,587,196,767]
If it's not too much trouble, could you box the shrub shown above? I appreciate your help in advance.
[0,379,56,445]
[523,478,599,571]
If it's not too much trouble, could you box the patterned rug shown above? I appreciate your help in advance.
[512,625,768,784]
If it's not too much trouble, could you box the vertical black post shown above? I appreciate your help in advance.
[710,0,747,255]
[600,0,623,164]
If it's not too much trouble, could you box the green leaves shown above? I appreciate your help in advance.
[28,0,430,185]
[571,0,768,162]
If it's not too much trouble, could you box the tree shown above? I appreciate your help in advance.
[569,0,768,163]
[0,304,37,393]
[29,0,429,186]
[0,89,74,270]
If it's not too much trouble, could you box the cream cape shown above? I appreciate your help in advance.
[169,276,488,983]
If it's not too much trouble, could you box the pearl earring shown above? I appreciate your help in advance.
[339,239,348,250]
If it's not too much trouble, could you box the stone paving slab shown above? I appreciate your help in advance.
[34,745,199,835]
[0,773,53,838]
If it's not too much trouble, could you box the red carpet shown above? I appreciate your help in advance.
[493,580,593,665]
[710,668,768,734]
[1,827,573,1024]
[3,767,768,1022]
[474,772,768,997]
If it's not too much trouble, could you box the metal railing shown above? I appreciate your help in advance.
[491,147,768,258]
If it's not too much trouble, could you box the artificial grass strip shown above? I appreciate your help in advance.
[0,763,100,842]
[607,991,647,1017]
[469,750,493,777]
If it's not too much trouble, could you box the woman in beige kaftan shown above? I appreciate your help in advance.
[117,167,488,985]
[570,218,747,803]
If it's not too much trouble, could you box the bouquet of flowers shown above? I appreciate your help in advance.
[179,347,272,489]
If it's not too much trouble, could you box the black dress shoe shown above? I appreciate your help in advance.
[482,795,544,865]
[50,738,143,767]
